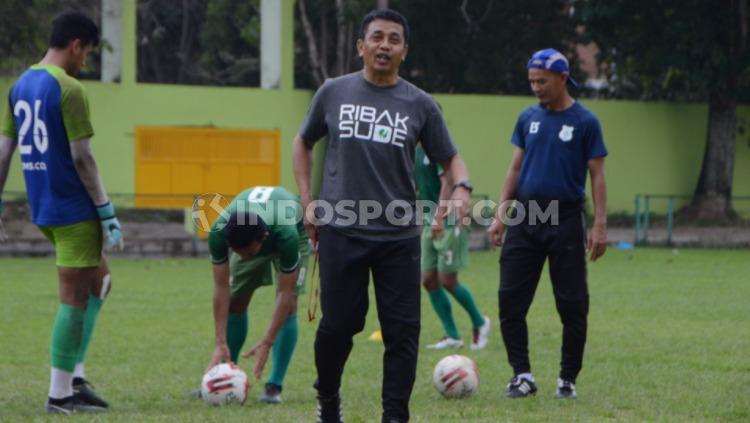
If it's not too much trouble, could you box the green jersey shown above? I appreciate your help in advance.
[414,146,444,222]
[208,186,306,272]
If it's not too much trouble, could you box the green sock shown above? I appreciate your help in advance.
[76,295,103,365]
[428,288,459,339]
[450,283,485,328]
[267,313,298,387]
[51,304,85,372]
[227,312,248,363]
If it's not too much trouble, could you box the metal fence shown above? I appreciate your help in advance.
[634,194,750,247]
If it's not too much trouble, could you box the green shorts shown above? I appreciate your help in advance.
[229,238,310,298]
[38,220,102,268]
[420,224,469,274]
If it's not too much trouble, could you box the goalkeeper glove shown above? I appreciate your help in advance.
[96,201,123,251]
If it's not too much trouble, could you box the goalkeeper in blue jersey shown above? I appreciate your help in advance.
[0,12,123,414]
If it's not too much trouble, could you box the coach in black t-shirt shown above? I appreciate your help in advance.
[488,48,608,400]
[293,9,471,423]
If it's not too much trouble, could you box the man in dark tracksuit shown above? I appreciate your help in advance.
[488,48,608,400]
[292,9,472,423]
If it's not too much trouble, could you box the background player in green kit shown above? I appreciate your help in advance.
[415,146,491,350]
[204,186,309,404]
[0,12,122,414]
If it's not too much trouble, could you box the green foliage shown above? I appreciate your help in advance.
[199,0,261,86]
[137,0,261,86]
[293,0,374,88]
[136,0,207,84]
[1,250,749,421]
[575,0,750,101]
[0,0,48,76]
[392,0,578,94]
[0,0,101,79]
[294,0,579,94]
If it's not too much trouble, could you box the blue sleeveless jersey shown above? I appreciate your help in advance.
[2,65,97,226]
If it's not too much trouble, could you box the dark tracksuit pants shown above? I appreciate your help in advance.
[499,202,589,383]
[315,225,421,422]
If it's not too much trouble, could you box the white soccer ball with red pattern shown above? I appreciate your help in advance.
[201,363,250,406]
[432,355,479,399]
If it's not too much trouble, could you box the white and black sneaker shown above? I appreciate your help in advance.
[426,336,464,350]
[315,379,343,423]
[45,394,107,414]
[470,316,491,350]
[504,375,537,398]
[260,383,283,404]
[554,378,577,399]
[316,392,343,423]
[73,378,109,409]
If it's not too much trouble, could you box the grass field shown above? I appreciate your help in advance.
[1,249,749,422]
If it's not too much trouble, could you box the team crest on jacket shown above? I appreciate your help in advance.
[559,125,574,142]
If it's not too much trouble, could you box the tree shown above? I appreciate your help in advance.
[576,0,750,220]
[294,0,579,92]
[137,0,207,84]
[295,0,374,87]
[0,0,47,77]
[0,0,101,79]
[392,0,578,94]
[198,0,261,86]
[136,0,261,86]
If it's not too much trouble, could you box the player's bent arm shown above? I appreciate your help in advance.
[440,153,469,187]
[488,147,524,246]
[260,269,298,347]
[588,157,607,227]
[293,134,319,245]
[588,157,608,261]
[431,173,452,239]
[496,147,525,220]
[440,153,471,224]
[70,138,108,206]
[436,173,452,220]
[212,262,231,346]
[0,135,17,197]
[0,136,14,242]
[71,138,123,250]
[293,133,314,206]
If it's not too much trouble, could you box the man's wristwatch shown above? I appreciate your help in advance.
[453,180,474,193]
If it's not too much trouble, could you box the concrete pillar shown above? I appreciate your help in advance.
[101,0,122,83]
[261,0,282,89]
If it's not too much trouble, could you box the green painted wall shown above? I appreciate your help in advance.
[435,95,750,214]
[2,0,310,200]
[2,0,749,215]
[0,81,313,194]
[5,78,749,214]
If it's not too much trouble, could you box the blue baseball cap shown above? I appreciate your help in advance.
[527,48,578,88]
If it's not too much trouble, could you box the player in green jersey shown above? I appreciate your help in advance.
[204,186,309,404]
[415,146,490,350]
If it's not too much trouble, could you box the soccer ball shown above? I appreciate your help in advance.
[200,363,250,406]
[432,355,479,399]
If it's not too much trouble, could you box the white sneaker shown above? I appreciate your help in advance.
[259,383,282,404]
[470,316,491,350]
[426,336,464,349]
[554,378,577,399]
